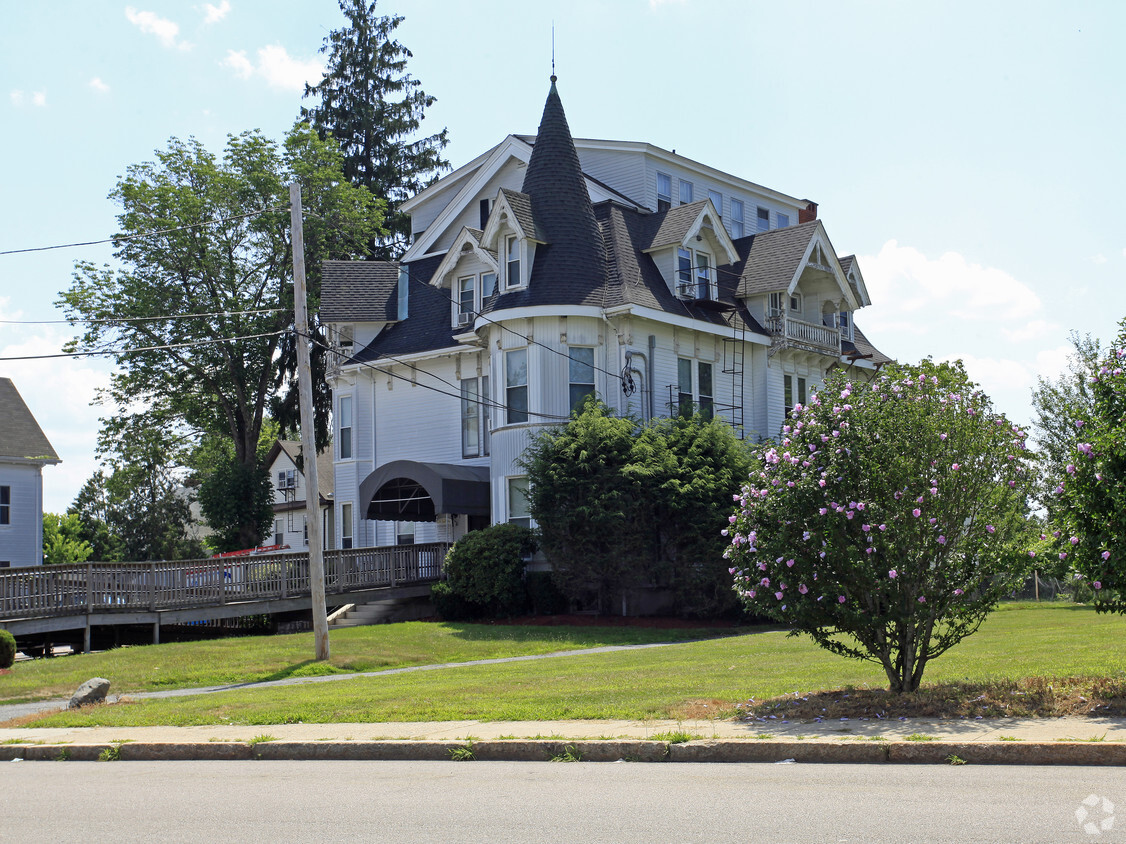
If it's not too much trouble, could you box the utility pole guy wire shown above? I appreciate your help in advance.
[290,182,330,661]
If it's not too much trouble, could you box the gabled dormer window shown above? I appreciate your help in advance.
[675,247,716,301]
[505,235,522,289]
[789,292,802,313]
[839,310,852,339]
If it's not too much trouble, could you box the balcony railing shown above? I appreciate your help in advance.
[767,313,841,355]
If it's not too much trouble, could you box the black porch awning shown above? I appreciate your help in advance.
[358,460,491,522]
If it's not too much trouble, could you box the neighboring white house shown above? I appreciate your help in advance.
[264,440,336,551]
[319,77,890,550]
[0,378,60,567]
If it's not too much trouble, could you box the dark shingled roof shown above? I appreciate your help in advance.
[497,188,542,242]
[0,378,59,463]
[844,325,893,366]
[352,254,455,361]
[516,78,606,302]
[321,260,399,323]
[640,200,712,251]
[736,220,821,298]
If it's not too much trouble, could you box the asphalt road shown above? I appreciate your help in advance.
[5,760,1125,842]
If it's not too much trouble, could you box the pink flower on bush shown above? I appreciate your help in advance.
[985,525,995,534]
[937,535,947,545]
[918,596,926,603]
[954,589,964,596]
[1070,536,1079,545]
[888,570,897,579]
[912,508,922,518]
[1103,551,1112,561]
[838,595,846,603]
[1094,582,1103,590]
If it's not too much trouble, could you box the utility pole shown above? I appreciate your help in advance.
[290,182,330,660]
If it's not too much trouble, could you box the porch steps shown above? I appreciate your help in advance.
[328,597,432,628]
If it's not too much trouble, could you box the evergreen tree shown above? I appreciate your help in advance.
[302,0,449,259]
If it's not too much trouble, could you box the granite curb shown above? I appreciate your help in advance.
[5,738,1126,765]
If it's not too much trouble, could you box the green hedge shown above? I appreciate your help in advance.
[0,629,16,669]
[433,524,537,620]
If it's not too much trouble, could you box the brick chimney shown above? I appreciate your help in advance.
[798,201,818,224]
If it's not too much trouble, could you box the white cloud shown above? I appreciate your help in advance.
[10,90,46,108]
[649,0,687,7]
[222,49,254,79]
[222,44,323,92]
[1092,253,1108,265]
[1002,319,1059,344]
[89,77,110,93]
[0,305,113,514]
[861,240,1041,322]
[255,44,323,91]
[203,1,231,24]
[1034,344,1075,383]
[125,7,189,50]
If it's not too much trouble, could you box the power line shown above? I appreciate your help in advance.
[0,205,290,256]
[308,333,572,422]
[0,330,287,362]
[0,308,287,326]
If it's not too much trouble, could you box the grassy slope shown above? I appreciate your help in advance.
[21,603,1126,727]
[0,622,720,705]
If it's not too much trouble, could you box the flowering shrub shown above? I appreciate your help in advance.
[726,361,1033,693]
[1041,319,1126,612]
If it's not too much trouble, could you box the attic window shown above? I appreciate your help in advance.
[757,207,770,232]
[730,200,745,238]
[679,180,694,204]
[656,172,672,212]
[338,325,354,349]
[708,189,723,217]
[778,212,791,228]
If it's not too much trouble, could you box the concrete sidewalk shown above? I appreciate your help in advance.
[5,716,1126,764]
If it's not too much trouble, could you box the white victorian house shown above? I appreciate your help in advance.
[320,78,890,550]
[0,378,60,567]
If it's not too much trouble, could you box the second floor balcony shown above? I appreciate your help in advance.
[767,313,841,356]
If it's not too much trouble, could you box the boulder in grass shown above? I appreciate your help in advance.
[69,678,111,709]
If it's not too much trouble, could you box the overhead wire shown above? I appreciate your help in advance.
[305,332,572,423]
[0,205,291,256]
[0,308,287,326]
[0,330,287,362]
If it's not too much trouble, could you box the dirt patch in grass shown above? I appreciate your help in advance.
[669,698,737,720]
[739,677,1126,722]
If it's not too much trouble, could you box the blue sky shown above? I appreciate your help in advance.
[2,0,1124,513]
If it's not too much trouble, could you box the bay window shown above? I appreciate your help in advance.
[506,349,528,424]
[568,347,595,414]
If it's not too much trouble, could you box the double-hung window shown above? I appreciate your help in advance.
[338,395,353,460]
[708,189,723,217]
[0,486,8,525]
[679,180,694,205]
[777,212,790,228]
[341,503,353,550]
[508,477,531,528]
[757,206,770,232]
[457,275,475,325]
[505,235,521,288]
[784,375,807,417]
[768,292,784,317]
[677,247,693,295]
[506,349,528,424]
[698,362,714,420]
[656,172,672,212]
[839,310,851,340]
[461,376,490,457]
[730,199,745,238]
[695,253,712,300]
[677,358,693,416]
[568,347,595,414]
[481,271,497,299]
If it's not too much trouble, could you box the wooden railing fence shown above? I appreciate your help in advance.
[0,543,448,620]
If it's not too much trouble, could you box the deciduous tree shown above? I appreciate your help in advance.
[60,124,381,547]
[726,361,1033,693]
[1037,319,1126,611]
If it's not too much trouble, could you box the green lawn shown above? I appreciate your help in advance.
[0,622,722,705]
[18,603,1126,728]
